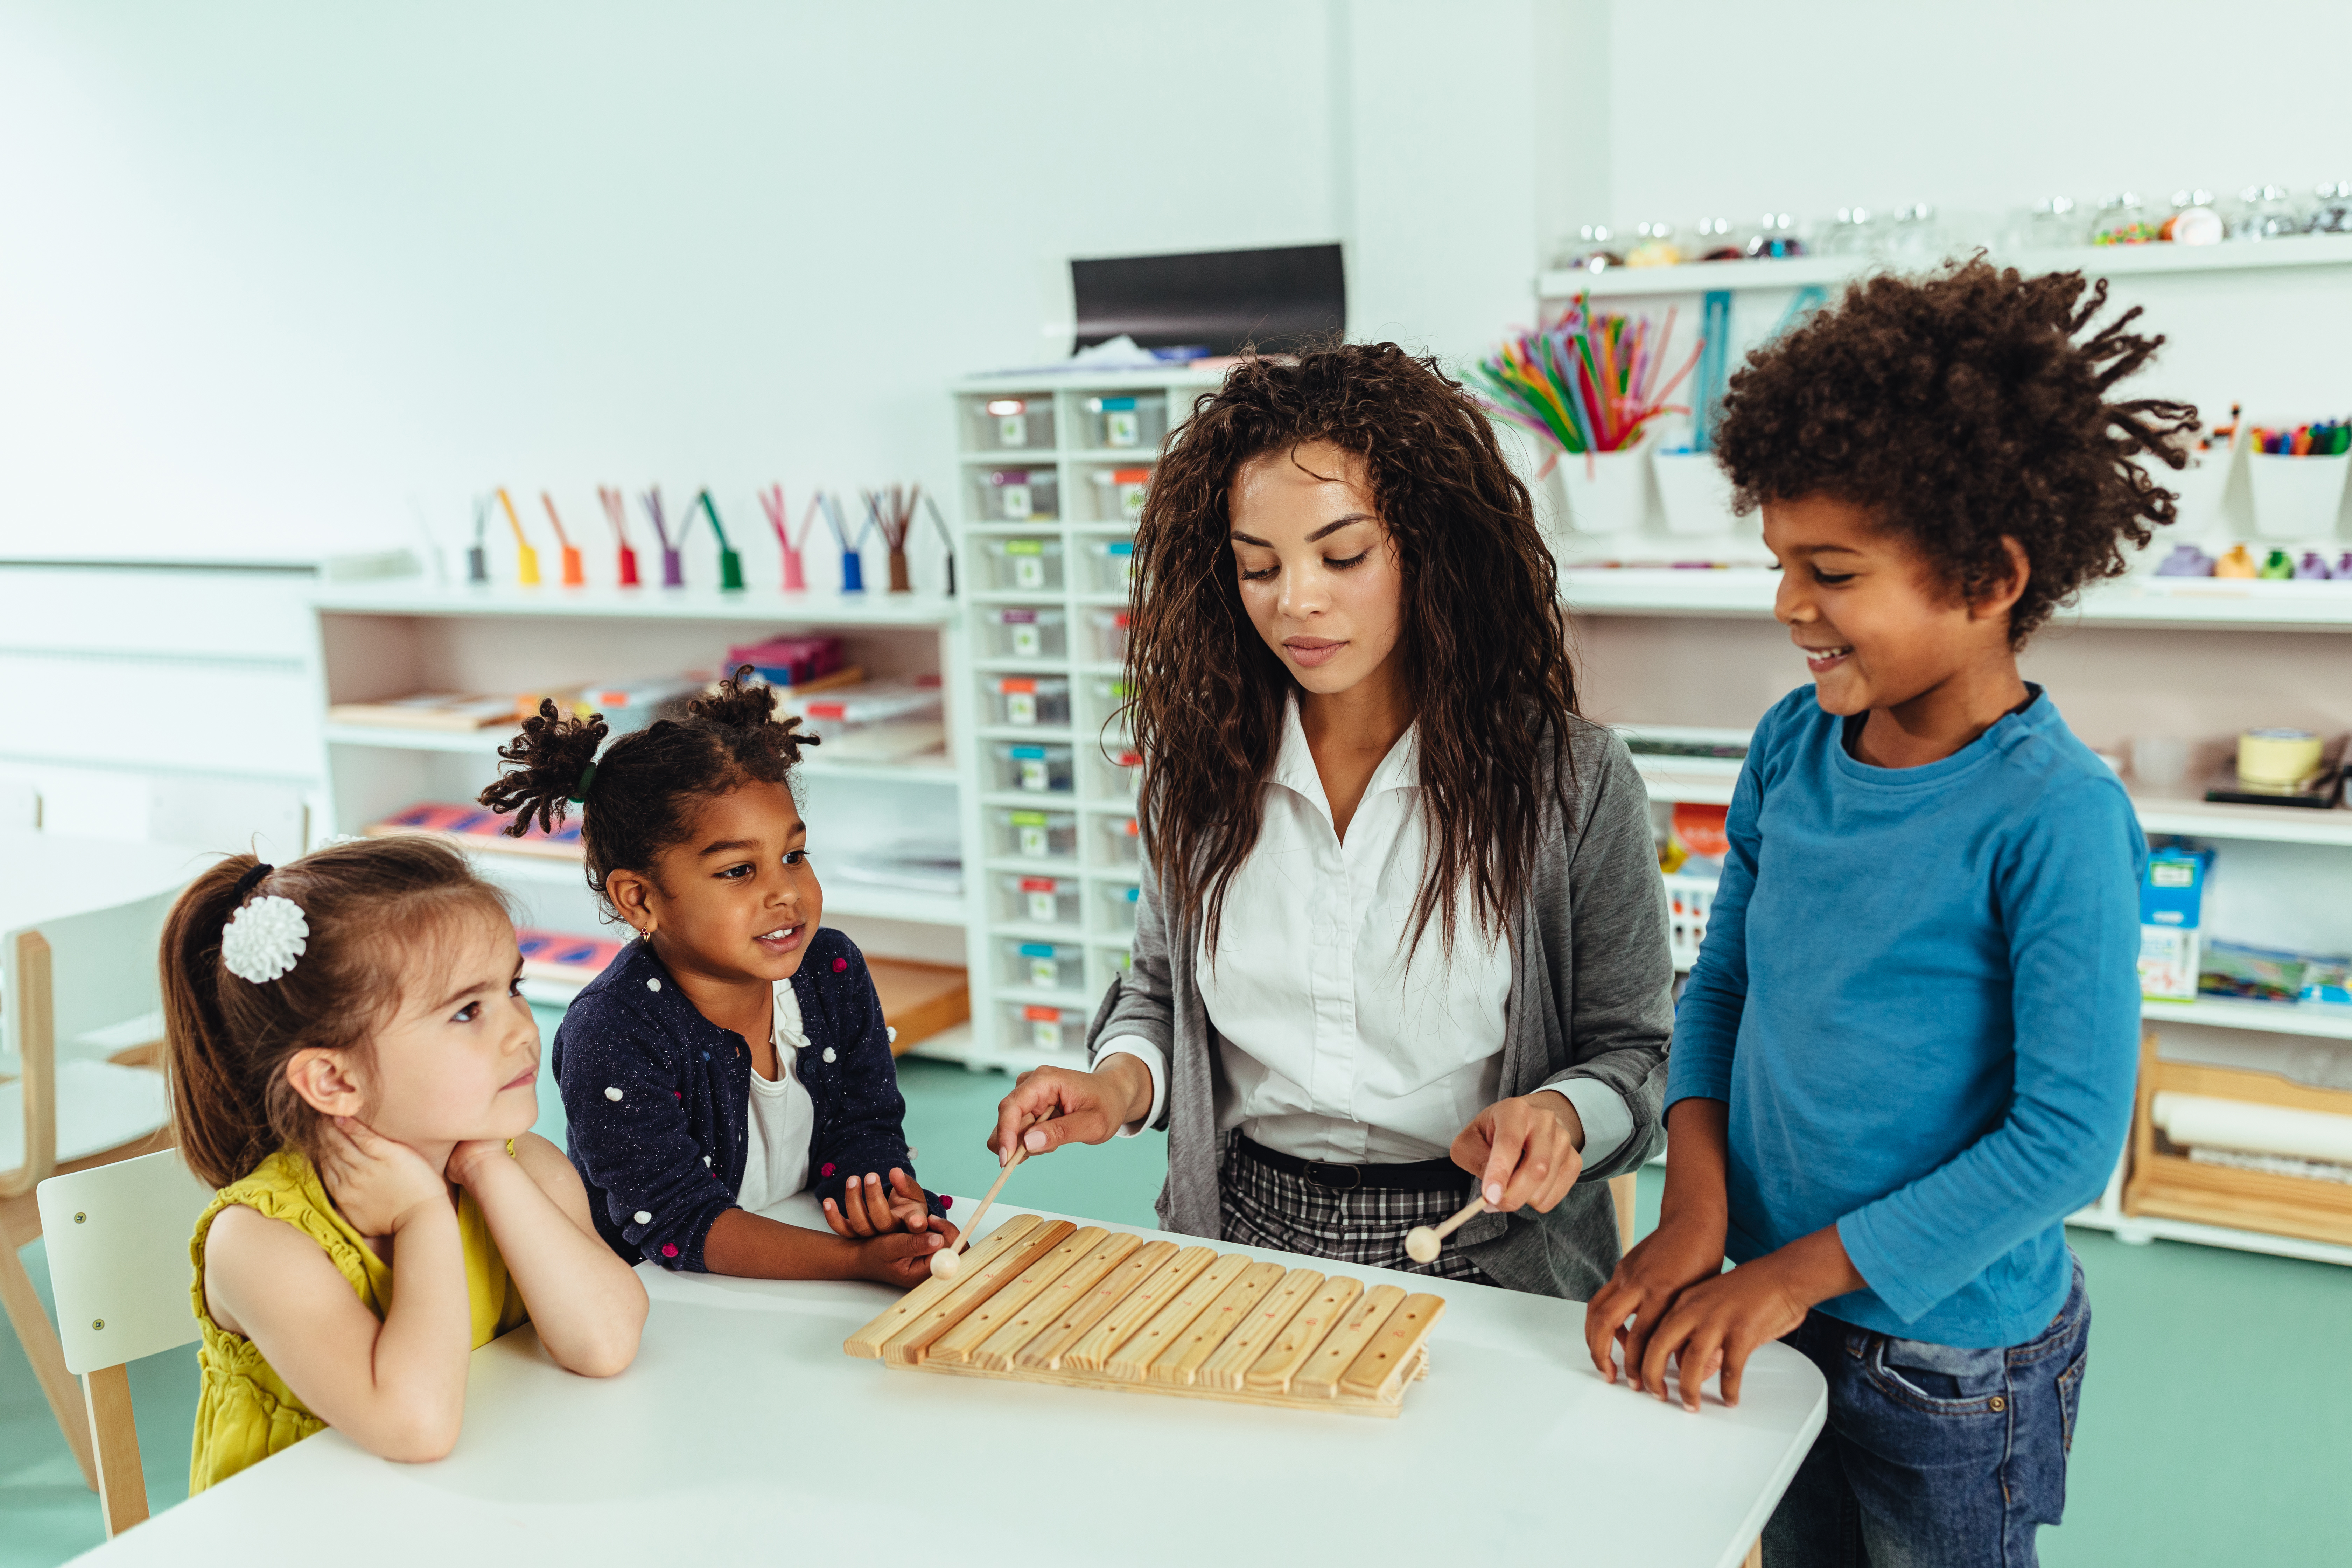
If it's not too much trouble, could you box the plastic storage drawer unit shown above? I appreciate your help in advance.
[987,675,1070,728]
[1086,536,1136,593]
[1004,1001,1087,1056]
[982,606,1068,659]
[1099,813,1142,866]
[1101,882,1141,935]
[980,536,1063,592]
[990,741,1074,794]
[1088,610,1130,663]
[1090,467,1153,521]
[976,468,1059,522]
[992,807,1078,861]
[999,873,1082,927]
[1002,938,1084,993]
[1084,393,1167,450]
[964,394,1055,452]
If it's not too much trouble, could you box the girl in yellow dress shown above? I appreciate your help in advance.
[165,837,646,1492]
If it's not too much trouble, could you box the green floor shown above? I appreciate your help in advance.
[6,1029,2347,1562]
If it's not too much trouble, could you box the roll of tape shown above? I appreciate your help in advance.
[2238,727,2322,786]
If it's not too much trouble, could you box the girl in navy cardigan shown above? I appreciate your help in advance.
[479,668,954,1286]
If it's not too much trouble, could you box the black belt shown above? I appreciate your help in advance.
[1234,1133,1474,1193]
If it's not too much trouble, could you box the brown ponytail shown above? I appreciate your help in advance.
[477,665,818,920]
[161,839,510,1188]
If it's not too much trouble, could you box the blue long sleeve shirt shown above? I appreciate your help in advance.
[1665,685,2144,1347]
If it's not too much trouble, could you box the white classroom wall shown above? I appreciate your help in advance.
[1,0,2347,574]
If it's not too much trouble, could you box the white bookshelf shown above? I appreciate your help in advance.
[307,579,978,996]
[939,365,1228,1077]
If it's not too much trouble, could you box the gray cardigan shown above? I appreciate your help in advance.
[1086,718,1675,1301]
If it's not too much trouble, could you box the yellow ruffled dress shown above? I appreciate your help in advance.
[186,1147,528,1494]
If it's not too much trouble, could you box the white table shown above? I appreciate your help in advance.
[77,1196,1826,1568]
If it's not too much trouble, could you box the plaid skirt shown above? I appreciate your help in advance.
[1218,1140,1499,1287]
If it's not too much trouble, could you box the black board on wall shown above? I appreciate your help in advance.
[1070,243,1345,356]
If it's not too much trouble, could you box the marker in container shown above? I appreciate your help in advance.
[598,486,641,586]
[496,488,541,586]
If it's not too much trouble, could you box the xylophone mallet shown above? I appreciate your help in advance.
[932,1112,1054,1279]
[1402,1196,1488,1264]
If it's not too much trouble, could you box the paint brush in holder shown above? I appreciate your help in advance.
[640,487,685,587]
[863,484,920,592]
[598,486,641,586]
[760,485,818,592]
[496,488,542,585]
[923,492,957,596]
[821,491,865,592]
[695,489,746,590]
[467,493,492,584]
[539,492,587,587]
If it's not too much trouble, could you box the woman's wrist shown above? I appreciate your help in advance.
[1096,1055,1155,1128]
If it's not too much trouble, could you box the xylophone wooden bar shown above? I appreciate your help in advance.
[845,1221,1445,1417]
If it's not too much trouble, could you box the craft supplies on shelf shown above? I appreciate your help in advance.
[363,802,583,860]
[2139,844,2216,1000]
[783,680,944,763]
[842,1213,1446,1418]
[728,634,846,687]
[2124,1038,2352,1247]
[992,807,1078,861]
[980,537,1064,592]
[2246,422,2350,538]
[759,486,817,592]
[496,489,542,586]
[539,493,587,587]
[517,927,626,987]
[980,605,1068,659]
[517,674,706,734]
[324,693,519,733]
[1472,297,1701,471]
[598,486,642,587]
[640,488,686,587]
[864,485,922,592]
[986,675,1070,728]
[965,393,1056,452]
[819,492,866,592]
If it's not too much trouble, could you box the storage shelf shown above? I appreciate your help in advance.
[458,848,964,925]
[980,790,1080,810]
[2066,1205,2352,1268]
[991,986,1094,1010]
[1563,568,2352,632]
[976,725,1072,743]
[322,723,953,785]
[983,856,1080,876]
[2141,995,2352,1040]
[1539,232,2352,299]
[312,581,958,626]
[990,918,1088,944]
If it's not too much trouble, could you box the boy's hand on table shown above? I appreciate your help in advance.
[1451,1092,1584,1212]
[1635,1226,1864,1413]
[987,1059,1151,1163]
[848,1228,953,1288]
[1585,1214,1728,1386]
[823,1168,954,1246]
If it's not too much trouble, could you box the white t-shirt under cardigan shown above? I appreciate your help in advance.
[1099,699,1632,1168]
[735,979,817,1212]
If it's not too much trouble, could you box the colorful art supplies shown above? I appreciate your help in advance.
[781,679,944,763]
[539,492,587,587]
[2251,420,2352,456]
[496,488,542,586]
[2213,543,2259,578]
[1692,290,1732,453]
[2298,551,2335,580]
[326,692,519,733]
[2259,549,2295,580]
[864,485,921,592]
[517,675,707,735]
[1471,295,1702,478]
[640,488,685,587]
[760,485,819,592]
[598,486,642,587]
[727,634,845,688]
[365,802,584,861]
[821,491,865,592]
[923,492,958,596]
[468,494,492,584]
[694,489,746,590]
[2154,543,2216,577]
[516,928,628,988]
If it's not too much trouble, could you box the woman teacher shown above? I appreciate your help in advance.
[989,343,1673,1295]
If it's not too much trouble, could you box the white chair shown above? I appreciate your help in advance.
[35,1149,217,1536]
[0,832,205,1490]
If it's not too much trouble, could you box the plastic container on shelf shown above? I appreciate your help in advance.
[2160,446,2236,539]
[1098,813,1142,866]
[985,675,1071,728]
[1088,677,1132,740]
[1003,938,1084,993]
[1087,609,1131,662]
[990,741,1073,795]
[1651,448,1739,535]
[2248,451,2350,539]
[963,394,1056,452]
[992,807,1078,861]
[1086,537,1136,593]
[974,467,1059,522]
[1083,393,1168,450]
[779,681,941,730]
[1557,431,1654,536]
[1002,1000,1087,1056]
[1100,882,1141,936]
[980,536,1064,592]
[1097,743,1144,799]
[998,872,1082,927]
[980,606,1068,659]
[1664,872,1716,971]
[1088,467,1153,522]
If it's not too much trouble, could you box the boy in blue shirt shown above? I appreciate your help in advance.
[1584,260,2199,1566]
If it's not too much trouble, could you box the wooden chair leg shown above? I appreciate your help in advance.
[1608,1172,1638,1253]
[0,1214,99,1490]
[1744,1538,1763,1567]
[83,1364,149,1535]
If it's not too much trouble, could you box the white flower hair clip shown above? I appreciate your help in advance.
[221,894,310,984]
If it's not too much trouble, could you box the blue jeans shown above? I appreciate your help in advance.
[1766,1254,2089,1568]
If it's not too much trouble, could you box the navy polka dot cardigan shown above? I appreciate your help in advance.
[550,929,945,1271]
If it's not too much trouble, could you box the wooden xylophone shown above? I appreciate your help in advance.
[843,1212,1446,1417]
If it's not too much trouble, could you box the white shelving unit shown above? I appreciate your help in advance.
[939,366,1228,1077]
[308,580,979,1051]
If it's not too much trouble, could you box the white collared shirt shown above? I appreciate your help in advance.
[736,980,816,1212]
[1102,698,1630,1166]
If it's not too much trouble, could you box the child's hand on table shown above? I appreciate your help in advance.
[1617,1226,1865,1412]
[316,1116,449,1238]
[823,1168,961,1252]
[1583,1213,1727,1390]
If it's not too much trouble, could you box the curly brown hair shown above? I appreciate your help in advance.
[1713,257,2199,643]
[477,667,817,918]
[1127,341,1581,957]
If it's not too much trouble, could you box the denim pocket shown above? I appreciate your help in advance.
[1866,1337,2009,1414]
[2056,1346,2087,1454]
